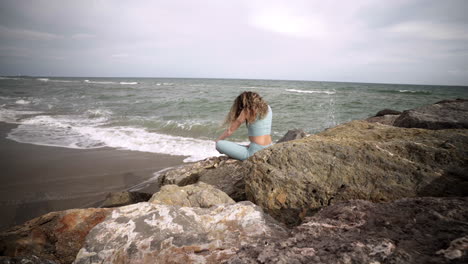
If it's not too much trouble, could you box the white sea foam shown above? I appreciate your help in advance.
[49,79,80,83]
[37,78,49,82]
[7,113,220,162]
[0,77,20,80]
[163,120,203,130]
[119,82,138,85]
[84,79,114,84]
[74,126,221,162]
[6,115,109,149]
[0,107,44,123]
[286,89,336,95]
[15,99,30,105]
[398,89,429,94]
[241,86,263,89]
[84,108,113,119]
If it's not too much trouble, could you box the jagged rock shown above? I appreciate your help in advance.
[394,98,468,129]
[365,109,402,126]
[366,114,400,125]
[149,182,235,208]
[0,256,58,264]
[73,202,288,264]
[227,197,468,264]
[244,120,468,226]
[276,129,308,143]
[437,236,468,260]
[158,156,247,201]
[100,191,152,208]
[0,208,111,264]
[375,109,402,116]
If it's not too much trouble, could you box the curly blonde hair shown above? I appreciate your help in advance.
[224,91,269,126]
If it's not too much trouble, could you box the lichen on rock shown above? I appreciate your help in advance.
[149,182,235,208]
[73,202,288,264]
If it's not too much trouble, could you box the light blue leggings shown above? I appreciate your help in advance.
[216,140,273,161]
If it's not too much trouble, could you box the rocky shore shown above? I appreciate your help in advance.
[1,99,467,263]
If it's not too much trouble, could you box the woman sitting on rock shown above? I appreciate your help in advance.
[215,91,273,160]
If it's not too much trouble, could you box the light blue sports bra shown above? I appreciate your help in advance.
[247,105,272,136]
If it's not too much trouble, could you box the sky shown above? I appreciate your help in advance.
[0,0,467,85]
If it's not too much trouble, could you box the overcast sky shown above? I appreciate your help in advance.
[0,0,467,85]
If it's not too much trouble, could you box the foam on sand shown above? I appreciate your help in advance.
[6,112,221,162]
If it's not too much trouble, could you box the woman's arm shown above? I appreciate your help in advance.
[216,110,246,141]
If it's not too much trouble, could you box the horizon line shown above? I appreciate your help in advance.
[2,74,468,87]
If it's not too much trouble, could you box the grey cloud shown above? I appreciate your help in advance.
[0,0,467,85]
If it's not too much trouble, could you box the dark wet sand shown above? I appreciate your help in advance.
[0,122,186,230]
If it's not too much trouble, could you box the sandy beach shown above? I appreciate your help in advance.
[0,122,186,230]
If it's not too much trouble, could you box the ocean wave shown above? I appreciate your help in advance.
[398,90,431,94]
[156,83,174,86]
[7,114,220,162]
[0,107,44,124]
[241,86,264,89]
[84,79,114,84]
[15,99,30,105]
[83,80,139,85]
[0,77,21,80]
[37,78,49,82]
[162,120,204,131]
[84,108,113,120]
[375,89,431,95]
[285,89,336,95]
[49,79,80,83]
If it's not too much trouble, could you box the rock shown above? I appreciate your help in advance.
[100,191,152,208]
[437,236,468,260]
[366,114,400,126]
[149,182,235,208]
[375,109,402,116]
[394,98,468,129]
[158,156,247,201]
[156,128,312,202]
[0,208,111,264]
[74,202,288,264]
[228,197,468,264]
[244,120,468,226]
[0,256,58,264]
[276,129,308,143]
[365,109,402,125]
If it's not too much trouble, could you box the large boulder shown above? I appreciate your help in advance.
[73,202,288,264]
[149,182,235,207]
[100,191,152,208]
[393,98,468,129]
[244,120,468,226]
[158,156,247,201]
[227,197,468,264]
[0,208,111,264]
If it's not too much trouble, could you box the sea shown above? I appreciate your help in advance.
[1,76,467,162]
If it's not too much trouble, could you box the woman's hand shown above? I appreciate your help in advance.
[216,110,246,141]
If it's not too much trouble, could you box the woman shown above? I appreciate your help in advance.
[215,91,273,160]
